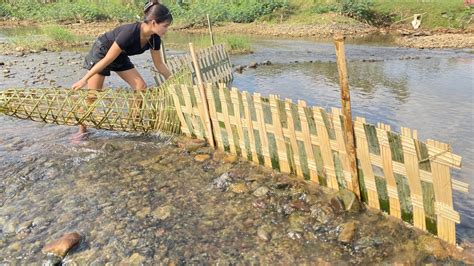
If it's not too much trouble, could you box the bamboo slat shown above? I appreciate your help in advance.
[218,83,236,154]
[313,107,339,190]
[267,95,290,172]
[401,127,426,231]
[253,94,272,167]
[230,88,247,158]
[376,122,401,218]
[284,99,303,177]
[298,100,319,182]
[354,117,380,209]
[242,91,259,164]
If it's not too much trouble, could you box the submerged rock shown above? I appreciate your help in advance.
[229,182,248,193]
[253,186,270,197]
[152,206,174,220]
[212,173,232,191]
[337,189,361,212]
[338,222,357,243]
[42,232,81,258]
[194,154,210,162]
[257,226,272,241]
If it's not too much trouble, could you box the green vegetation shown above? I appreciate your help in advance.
[0,0,471,29]
[9,25,80,52]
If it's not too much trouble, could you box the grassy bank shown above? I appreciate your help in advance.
[0,0,471,30]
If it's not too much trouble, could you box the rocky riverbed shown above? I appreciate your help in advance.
[1,129,473,264]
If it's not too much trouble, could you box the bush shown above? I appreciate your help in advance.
[338,0,376,23]
[0,4,12,18]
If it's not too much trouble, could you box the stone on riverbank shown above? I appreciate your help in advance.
[42,232,81,258]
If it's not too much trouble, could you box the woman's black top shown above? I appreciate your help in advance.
[98,22,161,55]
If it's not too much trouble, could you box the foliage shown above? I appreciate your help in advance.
[42,25,75,42]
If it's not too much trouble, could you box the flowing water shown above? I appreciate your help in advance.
[0,29,473,263]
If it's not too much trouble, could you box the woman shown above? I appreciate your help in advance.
[71,0,172,136]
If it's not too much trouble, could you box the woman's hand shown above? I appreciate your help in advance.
[72,78,87,90]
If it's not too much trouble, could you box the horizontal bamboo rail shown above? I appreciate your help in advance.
[169,81,468,245]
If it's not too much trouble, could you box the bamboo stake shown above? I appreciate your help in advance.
[160,41,167,64]
[207,14,215,46]
[189,43,215,148]
[334,34,361,199]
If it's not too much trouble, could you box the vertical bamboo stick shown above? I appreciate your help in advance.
[160,41,167,64]
[254,93,272,168]
[334,34,360,199]
[401,127,426,231]
[230,88,248,159]
[269,95,290,173]
[376,123,401,218]
[298,100,319,182]
[207,14,215,46]
[189,43,215,148]
[354,117,380,209]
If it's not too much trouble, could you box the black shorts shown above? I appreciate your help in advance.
[83,39,134,76]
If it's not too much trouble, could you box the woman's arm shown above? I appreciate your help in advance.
[151,49,171,79]
[72,42,123,90]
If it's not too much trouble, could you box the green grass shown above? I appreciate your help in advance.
[42,25,76,42]
[0,0,471,29]
[372,0,472,29]
[8,25,80,51]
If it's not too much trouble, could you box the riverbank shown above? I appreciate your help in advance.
[0,20,473,56]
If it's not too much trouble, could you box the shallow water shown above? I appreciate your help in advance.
[0,30,473,262]
[229,38,474,242]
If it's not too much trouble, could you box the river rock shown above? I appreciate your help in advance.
[257,226,272,241]
[223,154,238,164]
[194,154,210,162]
[338,222,357,243]
[180,138,207,152]
[42,232,81,258]
[229,182,248,193]
[253,186,270,197]
[212,173,232,190]
[248,62,258,68]
[127,253,146,265]
[329,196,345,214]
[152,205,174,220]
[336,189,360,212]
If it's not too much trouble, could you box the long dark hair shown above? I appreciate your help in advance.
[144,0,173,24]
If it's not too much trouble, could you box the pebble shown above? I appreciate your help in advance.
[152,206,174,220]
[194,154,210,162]
[229,182,248,193]
[338,222,357,243]
[253,186,270,197]
[42,232,82,258]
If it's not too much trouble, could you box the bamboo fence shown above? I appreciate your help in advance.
[168,81,468,245]
[154,43,233,87]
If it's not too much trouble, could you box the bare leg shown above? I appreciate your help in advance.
[77,74,105,135]
[116,68,147,126]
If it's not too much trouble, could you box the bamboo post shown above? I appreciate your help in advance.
[334,34,361,199]
[207,14,215,46]
[189,43,215,148]
[160,41,167,64]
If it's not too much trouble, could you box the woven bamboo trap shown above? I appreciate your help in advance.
[0,71,192,134]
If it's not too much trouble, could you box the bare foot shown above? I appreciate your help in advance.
[70,125,89,144]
